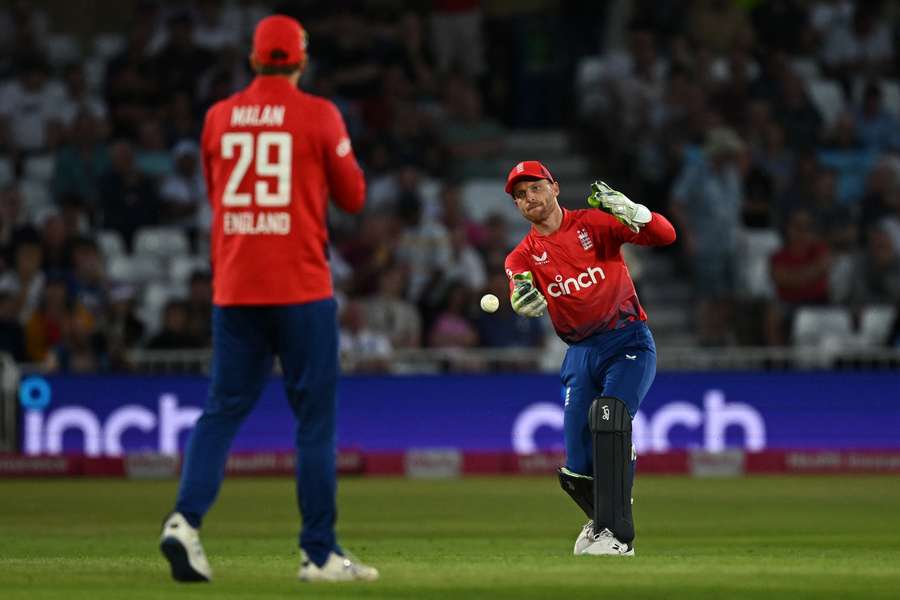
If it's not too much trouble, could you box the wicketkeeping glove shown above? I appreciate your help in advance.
[510,272,547,318]
[587,181,652,233]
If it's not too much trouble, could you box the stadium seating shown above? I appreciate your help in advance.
[23,155,55,184]
[858,305,897,346]
[139,281,188,335]
[805,78,846,130]
[96,230,126,261]
[133,226,190,261]
[106,254,166,285]
[169,255,210,284]
[792,306,853,347]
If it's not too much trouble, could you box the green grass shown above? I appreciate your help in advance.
[1,475,900,599]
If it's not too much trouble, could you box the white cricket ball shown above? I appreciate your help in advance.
[480,293,500,313]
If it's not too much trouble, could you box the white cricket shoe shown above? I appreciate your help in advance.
[580,527,635,556]
[574,520,594,555]
[298,550,379,582]
[159,512,212,582]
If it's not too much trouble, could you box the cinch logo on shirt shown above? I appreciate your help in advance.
[546,266,606,297]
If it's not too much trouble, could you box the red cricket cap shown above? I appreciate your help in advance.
[505,161,554,194]
[252,15,307,66]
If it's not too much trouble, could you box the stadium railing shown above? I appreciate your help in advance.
[123,346,900,373]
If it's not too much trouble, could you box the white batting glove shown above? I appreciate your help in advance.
[510,272,547,318]
[587,181,651,233]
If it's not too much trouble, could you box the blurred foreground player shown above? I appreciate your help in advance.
[504,162,675,555]
[159,15,377,583]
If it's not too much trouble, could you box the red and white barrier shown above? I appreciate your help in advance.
[3,449,900,478]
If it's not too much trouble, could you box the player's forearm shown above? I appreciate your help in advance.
[632,212,677,246]
[328,164,366,214]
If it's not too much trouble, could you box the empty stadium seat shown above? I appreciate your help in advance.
[169,255,210,284]
[806,78,846,129]
[139,281,188,335]
[96,230,126,260]
[858,305,897,346]
[92,33,126,60]
[106,254,166,284]
[792,306,853,347]
[133,227,190,260]
[736,228,781,300]
[19,179,53,221]
[23,154,55,183]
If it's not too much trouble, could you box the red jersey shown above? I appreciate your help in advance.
[505,208,676,343]
[770,241,830,304]
[201,76,365,305]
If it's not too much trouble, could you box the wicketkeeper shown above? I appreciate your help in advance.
[504,161,676,555]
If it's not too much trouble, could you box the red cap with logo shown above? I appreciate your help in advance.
[505,160,554,194]
[252,15,308,66]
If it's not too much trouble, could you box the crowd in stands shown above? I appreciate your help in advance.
[0,0,899,373]
[577,0,900,347]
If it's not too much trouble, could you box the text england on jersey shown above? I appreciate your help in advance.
[224,211,291,235]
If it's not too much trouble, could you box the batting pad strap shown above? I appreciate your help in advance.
[557,467,593,519]
[589,396,631,433]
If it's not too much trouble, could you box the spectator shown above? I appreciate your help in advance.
[364,265,422,349]
[104,283,144,370]
[394,192,451,301]
[38,208,69,275]
[146,300,199,350]
[671,127,746,345]
[69,237,108,319]
[339,300,392,372]
[429,0,485,79]
[57,63,107,127]
[765,210,831,345]
[23,277,70,362]
[0,231,45,324]
[52,112,110,206]
[854,81,900,152]
[0,289,25,361]
[185,270,212,347]
[846,225,900,306]
[135,119,173,179]
[439,182,485,248]
[443,224,486,292]
[774,72,823,151]
[98,140,160,249]
[0,184,28,254]
[0,58,64,153]
[49,302,106,373]
[818,112,878,205]
[159,140,208,233]
[152,11,213,98]
[427,282,478,348]
[821,2,893,84]
[439,78,505,179]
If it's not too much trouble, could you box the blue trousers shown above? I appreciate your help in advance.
[561,322,656,476]
[175,299,340,567]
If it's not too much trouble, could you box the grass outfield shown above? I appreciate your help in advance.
[1,476,899,599]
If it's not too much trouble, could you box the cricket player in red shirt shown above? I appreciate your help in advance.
[504,161,676,556]
[159,15,377,583]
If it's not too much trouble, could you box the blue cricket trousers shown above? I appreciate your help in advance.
[175,299,341,566]
[561,321,657,476]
